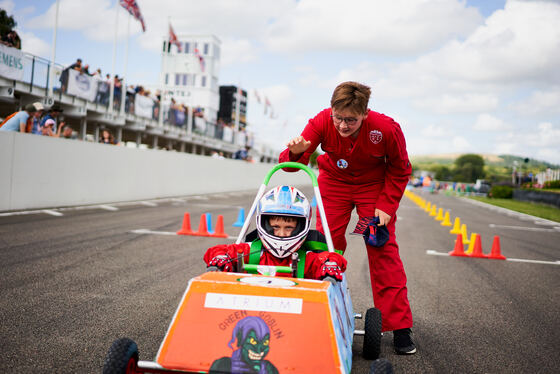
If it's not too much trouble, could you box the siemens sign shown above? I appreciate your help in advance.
[0,44,25,81]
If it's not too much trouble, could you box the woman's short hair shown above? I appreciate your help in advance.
[330,81,371,115]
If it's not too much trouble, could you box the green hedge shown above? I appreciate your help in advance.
[543,180,560,189]
[490,185,513,199]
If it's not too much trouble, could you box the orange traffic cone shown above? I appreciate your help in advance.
[469,234,486,258]
[449,234,468,257]
[449,217,461,234]
[465,233,477,254]
[194,214,211,236]
[487,236,506,260]
[176,212,194,235]
[211,215,228,238]
[435,208,444,221]
[430,205,437,216]
[440,211,452,226]
[460,224,470,244]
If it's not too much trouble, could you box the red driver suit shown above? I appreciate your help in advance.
[279,108,413,331]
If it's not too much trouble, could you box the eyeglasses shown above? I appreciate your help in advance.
[331,114,358,125]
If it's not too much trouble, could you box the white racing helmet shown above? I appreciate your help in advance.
[256,185,311,258]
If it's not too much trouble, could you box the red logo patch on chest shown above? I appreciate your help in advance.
[369,130,382,144]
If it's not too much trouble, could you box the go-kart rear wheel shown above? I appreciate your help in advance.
[363,307,382,360]
[102,337,140,374]
[369,358,394,374]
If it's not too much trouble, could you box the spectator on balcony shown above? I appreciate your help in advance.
[1,30,21,49]
[40,119,65,137]
[0,104,36,132]
[30,102,46,134]
[40,104,64,133]
[60,58,82,92]
[61,125,77,140]
[99,129,119,145]
[113,75,122,110]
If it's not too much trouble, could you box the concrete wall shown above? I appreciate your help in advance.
[0,132,310,212]
[513,188,560,208]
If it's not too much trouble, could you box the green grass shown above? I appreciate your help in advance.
[468,196,560,223]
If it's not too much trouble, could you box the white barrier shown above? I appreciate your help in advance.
[0,132,310,211]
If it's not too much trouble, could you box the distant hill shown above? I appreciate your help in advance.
[410,153,558,169]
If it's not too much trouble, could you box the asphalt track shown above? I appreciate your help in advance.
[1,186,559,373]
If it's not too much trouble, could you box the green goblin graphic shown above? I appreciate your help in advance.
[210,316,278,374]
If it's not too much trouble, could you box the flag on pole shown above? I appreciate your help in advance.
[254,89,261,104]
[264,96,271,114]
[194,48,205,72]
[169,23,181,52]
[119,0,146,32]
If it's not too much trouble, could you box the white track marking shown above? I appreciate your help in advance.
[140,201,158,207]
[426,250,560,265]
[130,229,236,240]
[489,224,560,232]
[41,209,63,216]
[98,205,119,211]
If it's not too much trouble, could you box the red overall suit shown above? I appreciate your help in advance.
[279,108,413,331]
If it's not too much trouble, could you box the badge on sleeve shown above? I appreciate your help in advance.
[369,130,382,144]
[337,159,348,169]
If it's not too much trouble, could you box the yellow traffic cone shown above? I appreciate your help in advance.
[435,208,444,221]
[465,233,478,254]
[441,211,452,226]
[430,204,437,216]
[450,217,461,234]
[424,201,431,212]
[461,224,470,244]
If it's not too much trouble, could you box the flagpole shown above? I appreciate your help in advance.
[47,0,60,99]
[120,14,130,117]
[158,22,168,128]
[109,3,119,116]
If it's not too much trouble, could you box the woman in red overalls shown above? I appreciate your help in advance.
[280,81,416,354]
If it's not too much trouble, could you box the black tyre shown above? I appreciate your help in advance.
[363,307,382,360]
[102,338,139,374]
[369,358,394,374]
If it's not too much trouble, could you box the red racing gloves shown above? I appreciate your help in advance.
[315,252,347,282]
[319,261,344,281]
[207,254,233,272]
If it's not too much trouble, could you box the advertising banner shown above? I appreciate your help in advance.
[0,44,25,81]
[66,69,97,101]
[134,94,154,118]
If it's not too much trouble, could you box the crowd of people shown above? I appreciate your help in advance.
[1,29,20,49]
[0,102,119,145]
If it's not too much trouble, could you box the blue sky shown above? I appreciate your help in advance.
[3,0,560,164]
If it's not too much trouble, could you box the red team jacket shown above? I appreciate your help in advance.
[204,243,347,280]
[279,108,411,218]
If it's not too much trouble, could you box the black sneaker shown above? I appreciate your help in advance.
[393,328,416,355]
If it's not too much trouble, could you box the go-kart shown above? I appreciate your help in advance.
[103,162,390,374]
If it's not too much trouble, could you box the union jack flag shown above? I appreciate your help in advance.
[119,0,146,32]
[169,24,181,52]
[194,48,205,72]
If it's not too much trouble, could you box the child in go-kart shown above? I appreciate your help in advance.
[204,185,347,281]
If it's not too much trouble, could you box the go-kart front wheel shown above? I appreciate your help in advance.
[363,307,382,360]
[102,337,140,374]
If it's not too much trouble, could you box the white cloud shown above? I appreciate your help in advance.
[421,124,451,138]
[220,38,258,66]
[451,136,471,151]
[19,31,50,58]
[264,0,482,55]
[413,93,499,114]
[526,122,560,147]
[0,0,15,13]
[514,89,560,115]
[473,113,510,131]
